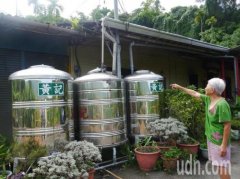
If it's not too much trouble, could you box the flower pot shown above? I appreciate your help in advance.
[177,142,199,154]
[80,169,95,179]
[88,169,95,179]
[156,142,176,156]
[134,146,160,172]
[161,157,178,171]
[200,147,208,160]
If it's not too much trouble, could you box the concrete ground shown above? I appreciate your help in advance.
[95,141,240,179]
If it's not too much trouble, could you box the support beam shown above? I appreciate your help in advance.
[220,59,226,97]
[234,57,240,99]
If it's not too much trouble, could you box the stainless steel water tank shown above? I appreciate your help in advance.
[74,72,127,148]
[9,65,73,147]
[124,70,164,138]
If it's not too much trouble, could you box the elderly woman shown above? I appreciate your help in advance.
[171,78,231,179]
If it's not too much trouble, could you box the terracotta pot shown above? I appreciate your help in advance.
[177,142,199,154]
[134,146,160,172]
[161,157,178,171]
[80,169,95,179]
[87,169,95,179]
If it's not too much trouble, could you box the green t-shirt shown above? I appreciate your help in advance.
[200,94,231,146]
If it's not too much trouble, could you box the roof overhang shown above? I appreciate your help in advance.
[0,13,85,42]
[98,18,230,58]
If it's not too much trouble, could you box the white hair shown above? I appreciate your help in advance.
[208,78,226,95]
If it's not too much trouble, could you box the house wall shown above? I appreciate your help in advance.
[70,41,236,99]
[70,42,207,89]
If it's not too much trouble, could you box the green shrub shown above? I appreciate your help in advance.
[231,119,240,130]
[164,86,205,142]
[0,135,11,173]
[162,147,182,159]
[11,137,47,173]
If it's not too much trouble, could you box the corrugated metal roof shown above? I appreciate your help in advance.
[101,18,230,56]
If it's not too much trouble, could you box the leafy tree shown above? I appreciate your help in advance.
[90,6,112,21]
[194,7,206,33]
[47,0,63,17]
[128,0,161,28]
[27,0,65,25]
[28,0,45,15]
[200,27,226,44]
[205,16,217,28]
[154,6,200,38]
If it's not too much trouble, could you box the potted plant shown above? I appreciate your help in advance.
[28,152,80,178]
[134,136,160,172]
[177,137,199,155]
[161,147,182,172]
[29,140,102,179]
[0,135,12,179]
[146,117,189,152]
[64,140,102,179]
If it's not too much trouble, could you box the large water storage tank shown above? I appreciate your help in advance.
[124,70,164,140]
[74,71,127,148]
[9,65,73,147]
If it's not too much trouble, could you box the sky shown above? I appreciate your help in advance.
[0,0,203,18]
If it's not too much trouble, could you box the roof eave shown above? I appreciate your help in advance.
[103,17,229,54]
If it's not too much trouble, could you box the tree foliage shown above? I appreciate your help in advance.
[90,6,112,21]
[27,0,68,25]
[26,0,240,48]
[127,0,240,48]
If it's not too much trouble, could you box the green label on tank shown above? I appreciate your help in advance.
[150,82,163,92]
[38,83,64,96]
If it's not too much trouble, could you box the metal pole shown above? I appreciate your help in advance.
[113,147,116,163]
[116,39,121,78]
[114,0,119,19]
[114,0,121,78]
[16,0,18,16]
[104,30,118,76]
[129,42,135,74]
[101,19,105,71]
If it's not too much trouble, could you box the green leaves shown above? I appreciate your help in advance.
[162,147,182,159]
[0,135,11,172]
[164,87,205,142]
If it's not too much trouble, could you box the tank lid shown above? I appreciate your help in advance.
[74,72,121,82]
[124,70,163,81]
[9,65,73,80]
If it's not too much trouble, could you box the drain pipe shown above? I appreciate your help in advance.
[101,19,105,72]
[101,18,118,75]
[129,42,135,74]
[211,56,239,103]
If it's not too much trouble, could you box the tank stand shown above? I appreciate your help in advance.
[95,147,128,170]
[134,135,145,144]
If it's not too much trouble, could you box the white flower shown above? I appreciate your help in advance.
[146,117,189,143]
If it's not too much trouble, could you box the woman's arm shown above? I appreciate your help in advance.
[220,122,231,157]
[170,84,201,98]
